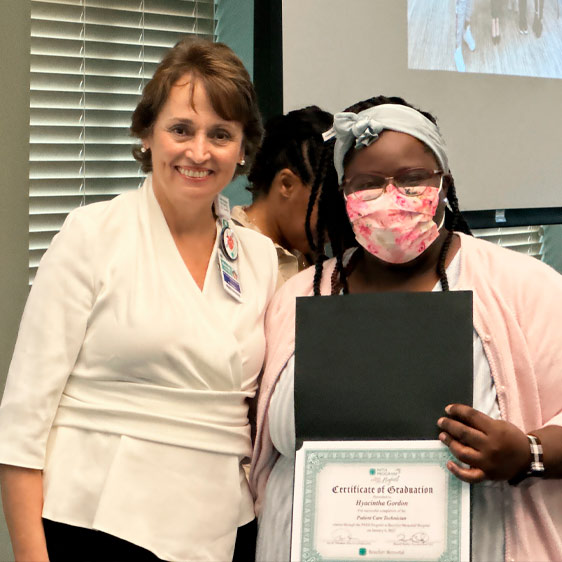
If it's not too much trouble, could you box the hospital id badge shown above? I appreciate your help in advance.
[218,252,242,302]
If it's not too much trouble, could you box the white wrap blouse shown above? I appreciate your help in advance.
[0,176,277,561]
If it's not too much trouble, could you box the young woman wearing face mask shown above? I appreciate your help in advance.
[250,96,562,562]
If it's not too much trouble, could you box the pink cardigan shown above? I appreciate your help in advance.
[250,232,562,562]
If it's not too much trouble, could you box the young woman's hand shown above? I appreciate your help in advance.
[437,404,530,483]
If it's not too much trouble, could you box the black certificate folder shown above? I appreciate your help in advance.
[294,291,473,446]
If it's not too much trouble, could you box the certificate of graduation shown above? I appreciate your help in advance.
[291,440,470,562]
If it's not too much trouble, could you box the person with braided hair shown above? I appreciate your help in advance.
[231,106,333,289]
[250,96,562,561]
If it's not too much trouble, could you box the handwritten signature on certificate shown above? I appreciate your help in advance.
[394,532,431,545]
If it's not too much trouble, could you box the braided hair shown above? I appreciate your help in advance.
[247,106,333,201]
[309,95,472,295]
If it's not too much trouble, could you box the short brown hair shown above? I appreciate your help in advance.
[131,38,263,175]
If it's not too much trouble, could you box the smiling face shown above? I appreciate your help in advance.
[145,74,245,215]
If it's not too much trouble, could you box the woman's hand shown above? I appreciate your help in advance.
[437,404,531,483]
[0,465,49,562]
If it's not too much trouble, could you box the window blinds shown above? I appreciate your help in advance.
[29,0,215,283]
[472,225,545,260]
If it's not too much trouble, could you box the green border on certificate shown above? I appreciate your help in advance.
[292,441,469,562]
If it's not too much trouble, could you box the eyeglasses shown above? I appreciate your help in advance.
[343,168,444,200]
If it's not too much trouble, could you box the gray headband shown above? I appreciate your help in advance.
[323,104,449,183]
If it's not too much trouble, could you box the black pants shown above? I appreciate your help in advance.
[43,518,257,562]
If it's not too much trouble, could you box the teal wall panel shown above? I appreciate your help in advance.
[216,0,254,207]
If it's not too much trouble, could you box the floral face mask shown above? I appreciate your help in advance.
[345,181,444,264]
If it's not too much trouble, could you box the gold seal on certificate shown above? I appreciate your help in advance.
[291,441,470,562]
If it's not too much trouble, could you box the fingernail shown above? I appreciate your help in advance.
[439,432,447,443]
[445,405,452,415]
[437,417,444,427]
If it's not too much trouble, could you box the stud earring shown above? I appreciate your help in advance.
[141,146,147,153]
[239,159,246,166]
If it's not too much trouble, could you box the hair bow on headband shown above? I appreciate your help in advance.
[321,113,382,147]
[326,112,385,182]
[339,113,385,148]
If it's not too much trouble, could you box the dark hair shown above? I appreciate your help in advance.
[307,95,472,295]
[247,106,333,200]
[130,38,263,175]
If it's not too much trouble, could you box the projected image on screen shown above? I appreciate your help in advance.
[408,0,562,78]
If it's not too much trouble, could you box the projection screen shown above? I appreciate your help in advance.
[282,0,562,213]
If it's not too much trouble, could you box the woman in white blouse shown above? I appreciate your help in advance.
[0,38,277,562]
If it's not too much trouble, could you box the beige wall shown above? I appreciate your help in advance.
[0,1,31,558]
